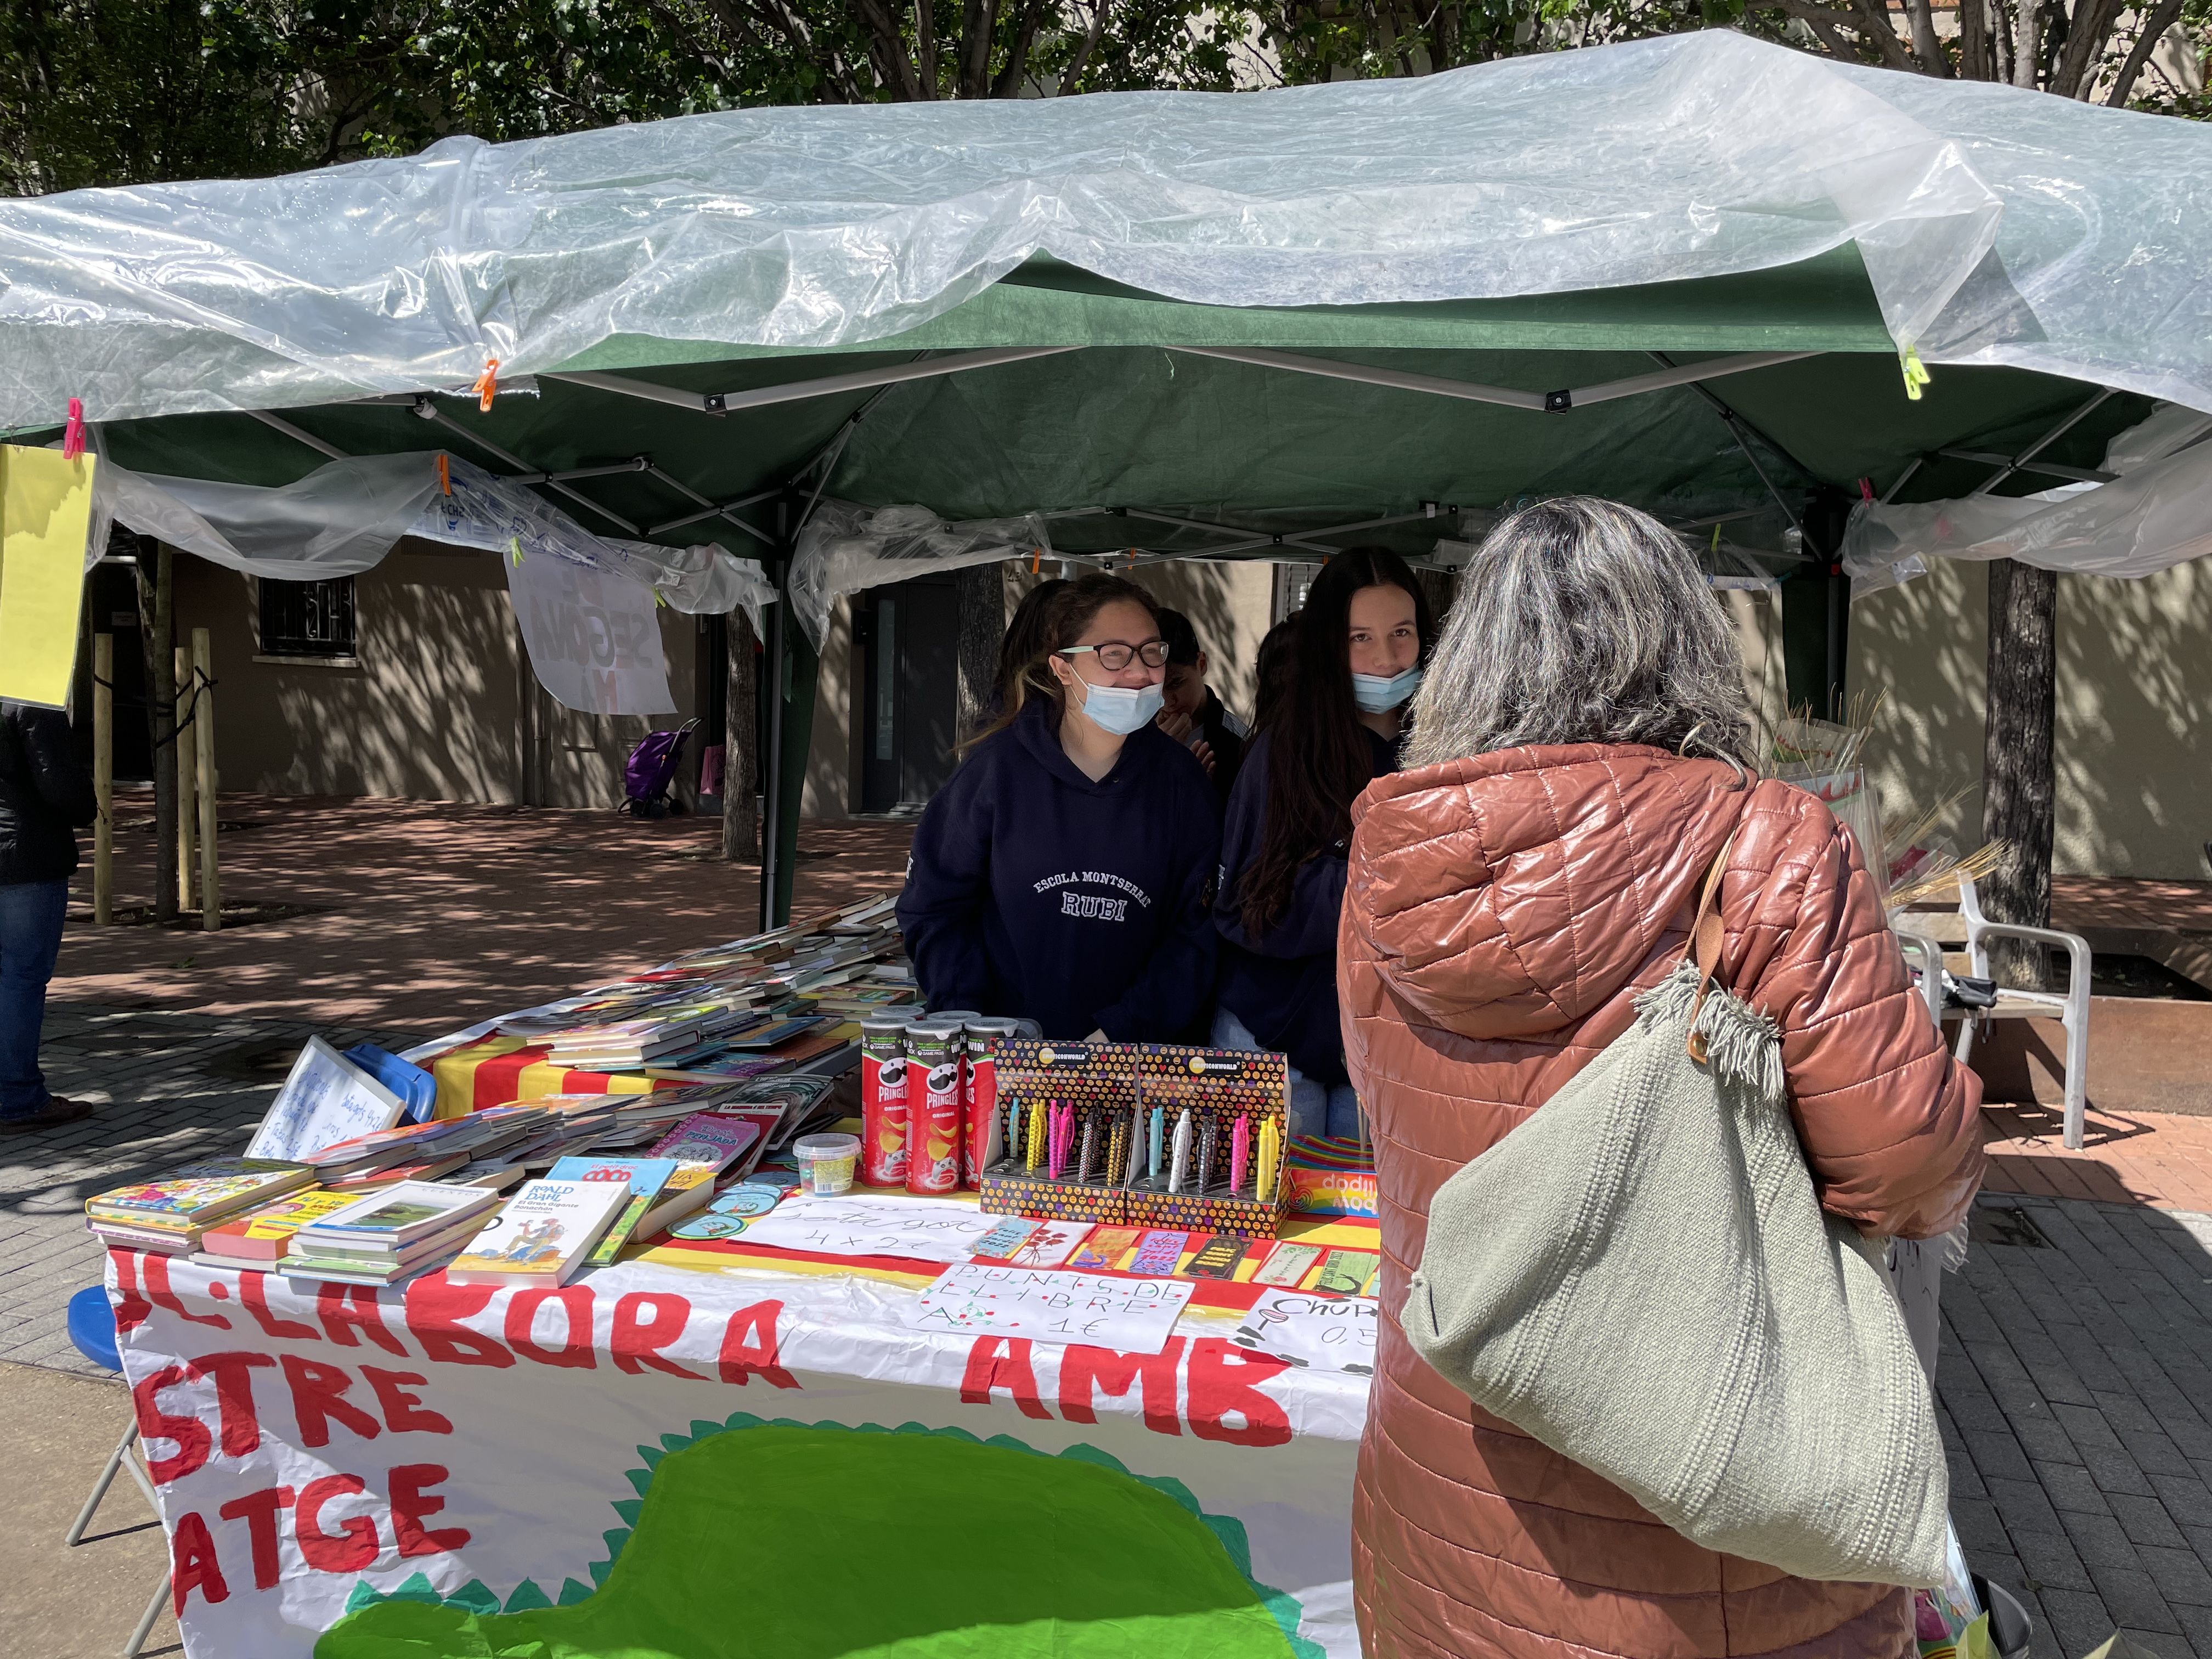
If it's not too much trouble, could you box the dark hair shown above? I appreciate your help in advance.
[990,578,1070,720]
[964,573,1161,749]
[1251,616,1300,736]
[1239,546,1432,939]
[1155,608,1202,668]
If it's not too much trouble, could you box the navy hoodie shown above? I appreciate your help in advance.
[896,696,1222,1042]
[1212,725,1399,1086]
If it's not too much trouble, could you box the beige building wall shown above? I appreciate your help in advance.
[1850,556,2212,881]
[173,539,702,812]
[801,596,858,818]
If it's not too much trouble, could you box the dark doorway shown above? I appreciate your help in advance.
[74,560,154,782]
[856,575,960,814]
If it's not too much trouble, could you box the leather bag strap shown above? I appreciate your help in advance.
[1685,831,1737,1064]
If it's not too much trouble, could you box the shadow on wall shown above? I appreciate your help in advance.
[1850,556,2211,882]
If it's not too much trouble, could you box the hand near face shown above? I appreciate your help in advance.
[1155,705,1197,743]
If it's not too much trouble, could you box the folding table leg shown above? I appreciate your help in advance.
[66,1415,142,1545]
[122,1567,170,1659]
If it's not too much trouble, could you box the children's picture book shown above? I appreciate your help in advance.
[648,1114,763,1172]
[1313,1249,1380,1297]
[296,1180,499,1246]
[1249,1241,1323,1289]
[446,1179,632,1286]
[199,1190,355,1261]
[546,1156,681,1266]
[1066,1227,1143,1272]
[86,1158,314,1225]
[246,1036,408,1162]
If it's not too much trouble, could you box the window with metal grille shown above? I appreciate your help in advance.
[257,577,357,659]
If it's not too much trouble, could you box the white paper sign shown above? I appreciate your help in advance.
[503,538,675,716]
[1229,1290,1379,1375]
[736,1195,1007,1264]
[245,1036,405,1162]
[904,1263,1194,1353]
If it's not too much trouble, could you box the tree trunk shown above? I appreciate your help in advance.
[953,563,1004,740]
[723,605,761,863]
[1981,558,2058,989]
[136,540,178,925]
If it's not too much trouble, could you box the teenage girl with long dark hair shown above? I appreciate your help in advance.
[898,574,1220,1042]
[1212,547,1431,1135]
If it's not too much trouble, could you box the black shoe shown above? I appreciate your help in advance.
[0,1096,95,1132]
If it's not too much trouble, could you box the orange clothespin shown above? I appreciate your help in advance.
[1030,549,1041,574]
[437,453,452,497]
[472,358,500,413]
[61,398,86,461]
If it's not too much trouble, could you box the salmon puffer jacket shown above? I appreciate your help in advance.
[1338,743,1985,1659]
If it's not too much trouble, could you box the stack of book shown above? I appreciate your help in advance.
[281,1181,504,1286]
[195,1189,363,1265]
[447,1177,635,1288]
[85,1158,315,1254]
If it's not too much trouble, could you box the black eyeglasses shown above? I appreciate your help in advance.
[1058,640,1170,672]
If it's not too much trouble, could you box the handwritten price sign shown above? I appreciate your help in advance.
[738,1195,1007,1264]
[903,1263,1195,1353]
[1230,1290,1378,1375]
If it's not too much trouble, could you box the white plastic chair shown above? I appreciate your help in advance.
[1951,875,2092,1150]
[1893,930,1948,1028]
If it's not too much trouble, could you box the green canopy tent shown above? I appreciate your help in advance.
[4,31,2207,924]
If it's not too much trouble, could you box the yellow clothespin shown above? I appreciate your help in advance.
[509,537,524,567]
[1900,347,1931,403]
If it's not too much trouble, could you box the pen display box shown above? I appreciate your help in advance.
[976,1042,1291,1240]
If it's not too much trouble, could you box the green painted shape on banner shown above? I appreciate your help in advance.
[500,1579,554,1614]
[315,1421,1319,1659]
[445,1581,501,1616]
[557,1578,595,1606]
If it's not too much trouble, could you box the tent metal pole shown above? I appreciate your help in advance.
[413,401,645,534]
[1970,388,2116,496]
[1880,458,1924,504]
[646,471,778,545]
[760,502,789,932]
[247,408,347,460]
[1166,346,1811,413]
[545,347,1081,416]
[1937,448,2113,486]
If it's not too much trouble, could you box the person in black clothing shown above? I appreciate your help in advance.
[1211,548,1432,1137]
[898,575,1220,1042]
[1152,607,1248,806]
[1,701,99,1130]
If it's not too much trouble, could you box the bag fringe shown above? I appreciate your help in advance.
[1635,961,1785,1103]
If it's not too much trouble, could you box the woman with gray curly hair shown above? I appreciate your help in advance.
[1339,496,1983,1659]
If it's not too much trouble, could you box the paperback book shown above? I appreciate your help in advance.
[445,1179,633,1287]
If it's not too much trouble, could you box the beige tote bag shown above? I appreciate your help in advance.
[1402,843,1949,1587]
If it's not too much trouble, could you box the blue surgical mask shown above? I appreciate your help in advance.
[1351,665,1423,712]
[1079,679,1166,736]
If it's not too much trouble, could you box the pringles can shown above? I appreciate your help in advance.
[962,1017,1020,1186]
[858,1015,911,1187]
[903,1019,966,1194]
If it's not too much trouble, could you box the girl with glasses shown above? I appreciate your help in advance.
[1211,546,1431,1138]
[896,574,1220,1043]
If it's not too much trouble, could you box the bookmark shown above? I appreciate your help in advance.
[1195,1111,1215,1195]
[1104,1119,1126,1189]
[1078,1112,1100,1184]
[1148,1106,1165,1182]
[1254,1117,1279,1204]
[1046,1103,1066,1180]
[1124,1102,1147,1188]
[1168,1109,1192,1195]
[1230,1114,1250,1197]
[1024,1098,1045,1171]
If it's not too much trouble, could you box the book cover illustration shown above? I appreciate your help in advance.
[1183,1234,1250,1280]
[1066,1227,1143,1272]
[1313,1249,1379,1296]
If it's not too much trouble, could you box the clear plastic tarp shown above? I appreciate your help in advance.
[4,31,2208,431]
[87,448,775,713]
[791,501,1053,648]
[1842,403,2212,594]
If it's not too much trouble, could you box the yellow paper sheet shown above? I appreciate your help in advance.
[0,445,98,707]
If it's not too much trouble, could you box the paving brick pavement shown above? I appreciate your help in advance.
[1943,1194,2212,1659]
[1,1005,412,1374]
